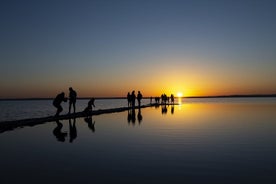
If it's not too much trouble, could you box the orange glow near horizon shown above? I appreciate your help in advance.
[1,65,276,99]
[1,82,276,99]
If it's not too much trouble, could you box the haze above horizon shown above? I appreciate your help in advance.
[1,0,276,98]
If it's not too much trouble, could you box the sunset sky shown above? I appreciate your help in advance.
[1,0,276,98]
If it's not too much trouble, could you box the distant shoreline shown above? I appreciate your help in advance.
[0,94,275,101]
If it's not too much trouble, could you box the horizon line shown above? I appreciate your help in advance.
[0,94,276,101]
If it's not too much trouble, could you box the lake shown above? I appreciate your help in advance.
[0,97,276,183]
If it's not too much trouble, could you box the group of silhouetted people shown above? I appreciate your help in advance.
[53,88,178,117]
[127,90,143,109]
[150,94,174,105]
[50,88,177,142]
[53,88,176,118]
[126,90,143,126]
[53,87,95,117]
[53,87,77,116]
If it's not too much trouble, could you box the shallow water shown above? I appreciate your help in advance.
[0,98,276,183]
[0,98,151,122]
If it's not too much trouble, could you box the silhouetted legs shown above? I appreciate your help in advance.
[54,104,63,117]
[138,100,141,108]
[69,101,76,114]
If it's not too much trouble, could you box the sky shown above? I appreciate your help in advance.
[1,0,276,98]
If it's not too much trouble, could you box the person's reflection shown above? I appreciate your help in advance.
[69,118,77,143]
[131,108,136,125]
[137,108,143,124]
[53,120,67,142]
[127,109,132,125]
[161,105,168,114]
[171,105,174,115]
[84,116,96,133]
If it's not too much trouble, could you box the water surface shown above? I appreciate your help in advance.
[0,98,276,183]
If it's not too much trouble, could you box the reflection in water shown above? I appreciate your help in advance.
[2,98,276,183]
[131,108,136,125]
[178,97,182,105]
[84,116,96,133]
[154,103,160,109]
[127,108,144,126]
[171,105,174,114]
[160,105,174,115]
[53,120,67,142]
[127,109,131,124]
[69,118,77,143]
[138,108,143,124]
[161,105,168,114]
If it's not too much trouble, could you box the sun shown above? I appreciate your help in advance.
[177,92,183,98]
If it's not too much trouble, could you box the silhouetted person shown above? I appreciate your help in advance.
[85,116,96,133]
[53,120,67,142]
[137,91,143,107]
[161,94,168,104]
[69,87,77,114]
[69,118,77,143]
[53,92,67,116]
[171,94,175,104]
[131,90,136,109]
[127,92,131,107]
[84,98,95,115]
[138,108,143,124]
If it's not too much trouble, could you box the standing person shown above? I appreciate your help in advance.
[137,91,143,108]
[53,92,67,117]
[69,87,77,114]
[127,92,131,107]
[171,94,175,104]
[131,90,136,109]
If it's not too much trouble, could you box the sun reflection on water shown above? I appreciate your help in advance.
[177,97,182,110]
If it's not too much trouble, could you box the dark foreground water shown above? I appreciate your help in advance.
[0,98,276,183]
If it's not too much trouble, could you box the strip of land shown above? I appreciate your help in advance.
[0,103,175,133]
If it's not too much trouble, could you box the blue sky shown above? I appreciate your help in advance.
[1,0,276,98]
